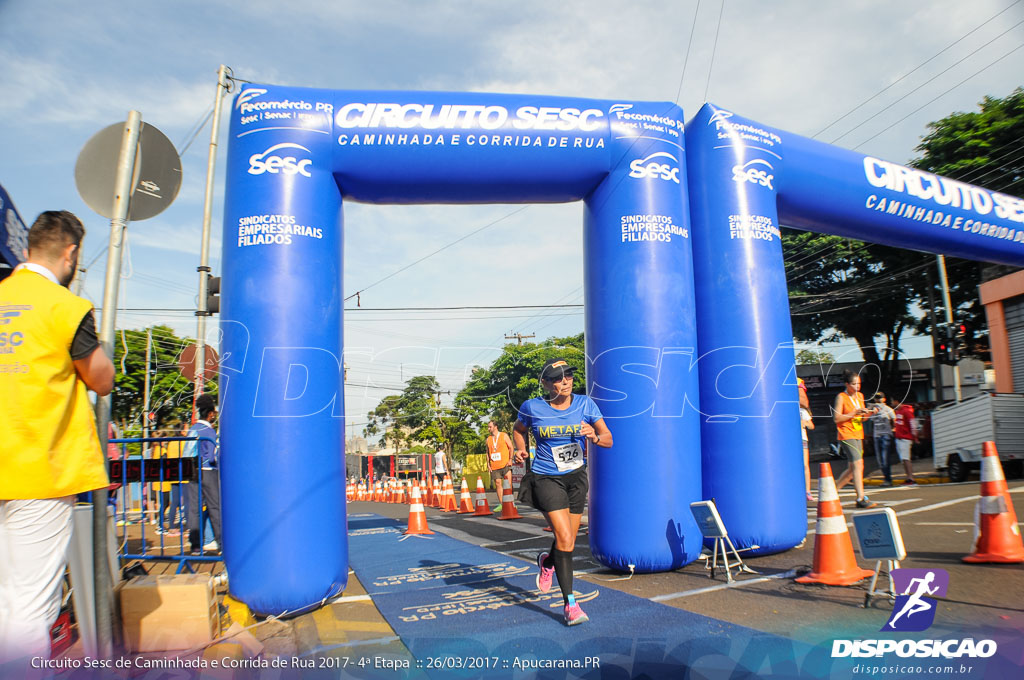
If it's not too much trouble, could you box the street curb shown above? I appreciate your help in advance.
[865,476,948,486]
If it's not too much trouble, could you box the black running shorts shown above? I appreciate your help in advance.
[530,466,588,514]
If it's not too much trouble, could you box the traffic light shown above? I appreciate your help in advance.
[933,335,951,365]
[205,274,221,315]
[933,324,957,365]
[954,321,968,358]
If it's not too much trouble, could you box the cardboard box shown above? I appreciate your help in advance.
[119,574,219,652]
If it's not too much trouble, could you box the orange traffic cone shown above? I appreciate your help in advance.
[404,483,434,535]
[497,479,522,520]
[457,479,475,513]
[473,478,491,516]
[964,442,1024,563]
[796,463,874,585]
[393,480,405,504]
[428,477,442,508]
[443,476,458,512]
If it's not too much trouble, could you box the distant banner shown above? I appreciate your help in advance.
[0,182,28,267]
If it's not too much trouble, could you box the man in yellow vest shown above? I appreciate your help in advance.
[486,420,514,510]
[0,211,114,663]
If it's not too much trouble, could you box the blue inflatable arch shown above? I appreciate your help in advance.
[685,103,1024,556]
[220,85,1024,615]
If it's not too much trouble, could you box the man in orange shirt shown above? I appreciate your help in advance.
[486,420,515,508]
[833,369,879,509]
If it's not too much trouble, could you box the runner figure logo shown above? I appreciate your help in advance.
[882,568,949,632]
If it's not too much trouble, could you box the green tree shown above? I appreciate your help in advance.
[456,333,586,429]
[365,375,478,470]
[111,325,204,433]
[783,232,923,370]
[912,87,1023,195]
[908,87,1024,358]
[795,348,837,366]
[365,394,409,454]
[784,88,1024,376]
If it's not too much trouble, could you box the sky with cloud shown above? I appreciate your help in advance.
[0,0,1021,429]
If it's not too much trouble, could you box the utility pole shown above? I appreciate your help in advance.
[142,328,152,454]
[194,65,230,414]
[93,109,141,659]
[927,269,944,403]
[936,255,962,403]
[505,332,535,345]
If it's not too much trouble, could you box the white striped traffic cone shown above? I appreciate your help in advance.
[796,463,874,585]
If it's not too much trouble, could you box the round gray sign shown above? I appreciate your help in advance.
[75,120,182,221]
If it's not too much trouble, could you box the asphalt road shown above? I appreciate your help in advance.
[348,476,1024,650]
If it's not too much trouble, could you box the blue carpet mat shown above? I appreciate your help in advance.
[347,515,1024,679]
[347,514,833,679]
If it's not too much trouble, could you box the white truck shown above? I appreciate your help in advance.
[931,392,1024,482]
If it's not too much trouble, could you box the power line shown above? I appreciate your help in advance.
[852,40,1024,150]
[675,0,702,103]
[813,0,1022,139]
[342,312,583,322]
[344,206,530,303]
[346,303,583,312]
[703,0,725,103]
[832,19,1024,145]
[177,105,215,156]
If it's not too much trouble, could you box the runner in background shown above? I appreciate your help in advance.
[433,450,448,482]
[798,378,814,502]
[892,398,918,485]
[833,370,879,509]
[486,420,514,510]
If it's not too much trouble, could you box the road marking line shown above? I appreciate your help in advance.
[807,498,922,524]
[650,569,801,602]
[451,516,553,536]
[895,495,985,517]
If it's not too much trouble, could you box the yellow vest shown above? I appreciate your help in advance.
[155,439,185,492]
[0,269,109,499]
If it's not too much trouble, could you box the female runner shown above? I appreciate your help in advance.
[513,358,612,625]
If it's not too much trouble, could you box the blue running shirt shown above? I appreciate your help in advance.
[517,394,604,476]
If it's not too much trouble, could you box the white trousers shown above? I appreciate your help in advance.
[0,497,74,664]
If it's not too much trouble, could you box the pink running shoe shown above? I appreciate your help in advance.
[536,552,554,593]
[564,602,589,626]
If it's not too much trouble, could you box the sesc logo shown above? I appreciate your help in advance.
[883,568,949,632]
[628,152,680,183]
[731,159,775,190]
[248,143,313,178]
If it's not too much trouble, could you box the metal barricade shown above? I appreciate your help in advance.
[107,436,222,573]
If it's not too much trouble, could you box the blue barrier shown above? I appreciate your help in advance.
[106,437,221,574]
